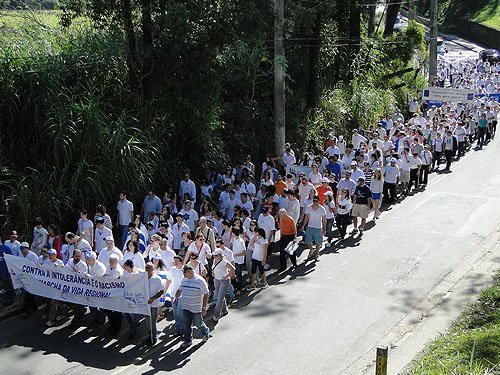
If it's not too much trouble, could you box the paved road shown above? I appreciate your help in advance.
[1,140,499,375]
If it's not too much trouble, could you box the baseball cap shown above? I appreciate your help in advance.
[390,158,396,163]
[322,177,329,183]
[152,253,162,260]
[95,217,105,224]
[86,251,96,259]
[105,236,114,242]
[20,242,30,249]
[47,249,57,255]
[213,249,224,257]
[9,231,18,238]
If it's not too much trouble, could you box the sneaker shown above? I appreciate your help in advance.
[46,320,54,327]
[259,283,269,289]
[180,341,192,348]
[212,316,218,322]
[359,228,364,235]
[208,301,216,308]
[245,285,256,291]
[351,228,358,234]
[55,315,62,321]
[202,333,209,342]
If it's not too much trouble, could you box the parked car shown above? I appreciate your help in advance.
[479,49,499,63]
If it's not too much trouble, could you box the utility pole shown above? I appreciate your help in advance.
[428,0,438,85]
[274,0,286,159]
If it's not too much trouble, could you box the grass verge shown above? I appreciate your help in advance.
[472,1,500,30]
[405,271,500,375]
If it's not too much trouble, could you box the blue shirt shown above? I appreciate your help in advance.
[0,244,13,277]
[325,162,342,181]
[143,195,162,221]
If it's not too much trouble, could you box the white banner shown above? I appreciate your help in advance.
[5,255,151,316]
[285,165,312,183]
[422,87,475,104]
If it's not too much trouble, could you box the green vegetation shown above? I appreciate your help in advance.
[0,5,425,233]
[472,1,500,30]
[417,0,500,30]
[406,271,500,375]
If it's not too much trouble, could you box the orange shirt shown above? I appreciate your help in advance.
[279,215,296,236]
[274,180,287,196]
[316,185,332,204]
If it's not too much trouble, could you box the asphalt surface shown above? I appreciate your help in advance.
[1,38,498,375]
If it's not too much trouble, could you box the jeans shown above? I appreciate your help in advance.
[325,218,335,242]
[458,141,465,157]
[477,127,486,147]
[213,279,229,319]
[182,309,209,343]
[279,234,297,269]
[235,263,244,290]
[172,298,184,332]
[120,225,129,248]
[21,290,36,313]
[124,313,139,337]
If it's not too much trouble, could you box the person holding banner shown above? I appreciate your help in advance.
[45,249,64,327]
[66,249,88,326]
[122,259,140,340]
[86,252,107,326]
[0,236,14,306]
[145,262,164,345]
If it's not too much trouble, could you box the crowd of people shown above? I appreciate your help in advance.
[0,56,498,349]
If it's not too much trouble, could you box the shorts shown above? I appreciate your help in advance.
[352,203,368,219]
[304,227,323,246]
[400,170,410,183]
[371,192,381,200]
[251,258,264,275]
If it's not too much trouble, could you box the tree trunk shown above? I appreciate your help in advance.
[383,0,401,37]
[367,0,377,36]
[141,0,154,102]
[347,0,360,80]
[306,0,322,109]
[122,0,140,99]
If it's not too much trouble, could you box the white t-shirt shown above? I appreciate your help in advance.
[187,242,211,265]
[66,258,88,274]
[257,214,275,242]
[77,219,94,244]
[94,226,112,254]
[167,266,184,296]
[212,259,231,280]
[231,237,246,265]
[304,204,326,229]
[298,182,315,206]
[252,237,267,261]
[148,273,165,308]
[117,199,134,226]
[179,209,199,232]
[324,201,335,220]
[97,247,123,266]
